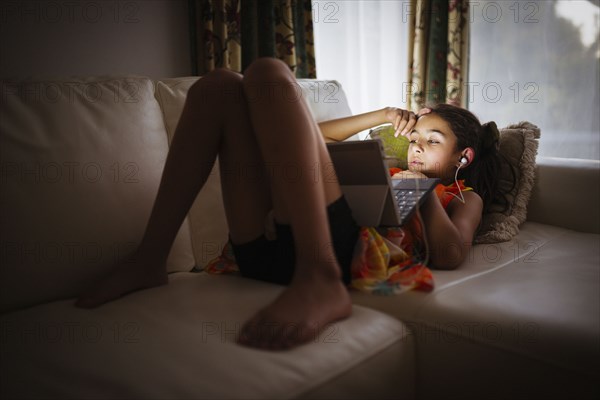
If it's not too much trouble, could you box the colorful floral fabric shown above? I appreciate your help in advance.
[350,222,433,295]
[190,0,316,78]
[435,179,472,208]
[204,240,239,275]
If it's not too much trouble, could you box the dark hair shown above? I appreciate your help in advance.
[427,103,515,213]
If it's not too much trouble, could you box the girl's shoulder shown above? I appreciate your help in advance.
[462,190,483,204]
[446,190,483,216]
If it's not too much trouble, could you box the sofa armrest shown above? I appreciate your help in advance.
[527,157,600,233]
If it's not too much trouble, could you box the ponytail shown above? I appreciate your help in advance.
[469,120,517,213]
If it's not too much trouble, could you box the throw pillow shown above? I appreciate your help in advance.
[368,124,410,169]
[475,121,541,243]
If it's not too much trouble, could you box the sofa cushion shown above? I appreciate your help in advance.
[0,272,415,399]
[0,76,195,313]
[352,221,566,321]
[353,221,599,398]
[420,222,600,375]
[414,223,599,398]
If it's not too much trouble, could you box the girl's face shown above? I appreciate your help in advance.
[407,113,463,182]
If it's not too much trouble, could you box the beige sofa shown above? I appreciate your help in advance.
[1,76,598,399]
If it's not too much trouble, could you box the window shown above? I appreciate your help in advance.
[314,0,599,159]
[469,0,599,160]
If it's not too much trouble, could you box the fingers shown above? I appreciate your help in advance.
[394,115,402,132]
[417,107,432,117]
[388,107,423,138]
[394,110,417,138]
[393,107,432,138]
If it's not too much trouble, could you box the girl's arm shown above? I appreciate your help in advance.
[419,191,483,269]
[318,107,417,142]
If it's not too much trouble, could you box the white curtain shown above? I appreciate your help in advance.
[469,0,599,160]
[313,0,409,133]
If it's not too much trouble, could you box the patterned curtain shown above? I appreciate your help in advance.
[407,0,470,111]
[189,0,316,78]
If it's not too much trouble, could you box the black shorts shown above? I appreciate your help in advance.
[230,196,360,285]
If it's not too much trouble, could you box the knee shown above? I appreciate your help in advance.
[243,58,300,102]
[187,68,244,103]
[244,58,292,82]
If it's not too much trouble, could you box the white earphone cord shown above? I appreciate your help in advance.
[447,162,466,204]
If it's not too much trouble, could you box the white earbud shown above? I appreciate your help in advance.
[459,156,468,165]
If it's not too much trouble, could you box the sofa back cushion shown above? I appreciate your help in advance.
[528,157,600,234]
[474,121,540,243]
[0,76,195,313]
[154,77,355,268]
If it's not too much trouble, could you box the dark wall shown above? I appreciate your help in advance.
[0,0,192,79]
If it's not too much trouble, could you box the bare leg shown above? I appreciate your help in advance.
[76,69,272,307]
[237,58,352,350]
[76,60,353,351]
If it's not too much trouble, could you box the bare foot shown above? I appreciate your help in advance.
[237,262,352,350]
[75,254,167,308]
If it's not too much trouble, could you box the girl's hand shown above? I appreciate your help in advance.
[384,107,433,138]
[384,107,416,138]
[417,107,432,118]
[392,170,428,179]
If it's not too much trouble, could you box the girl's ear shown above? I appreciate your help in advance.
[460,147,476,167]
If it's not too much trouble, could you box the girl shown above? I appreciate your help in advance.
[76,58,504,350]
[389,104,503,270]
